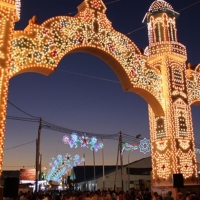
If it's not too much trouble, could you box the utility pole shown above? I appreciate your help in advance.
[93,148,96,191]
[102,139,105,191]
[114,132,124,191]
[35,139,38,191]
[83,153,86,189]
[127,134,141,190]
[39,154,42,180]
[35,118,42,192]
[114,136,120,191]
[119,131,123,191]
[114,133,141,191]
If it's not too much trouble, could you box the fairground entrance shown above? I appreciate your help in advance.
[0,0,200,188]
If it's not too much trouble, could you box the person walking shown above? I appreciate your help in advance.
[164,191,174,200]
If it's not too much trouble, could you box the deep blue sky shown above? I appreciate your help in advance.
[3,0,200,171]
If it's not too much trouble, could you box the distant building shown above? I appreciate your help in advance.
[2,157,199,192]
[1,157,152,191]
[74,156,152,191]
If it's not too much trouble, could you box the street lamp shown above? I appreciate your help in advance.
[114,133,141,191]
[127,134,141,190]
[35,118,42,192]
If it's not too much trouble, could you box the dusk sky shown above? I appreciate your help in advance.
[3,0,200,171]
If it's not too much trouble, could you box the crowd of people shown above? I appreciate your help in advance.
[17,188,200,200]
[152,191,199,200]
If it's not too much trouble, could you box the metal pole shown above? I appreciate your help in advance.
[35,118,42,192]
[83,153,86,191]
[102,140,105,190]
[35,139,38,192]
[93,148,96,191]
[128,150,130,191]
[127,134,141,191]
[39,154,42,180]
[119,131,124,191]
[114,134,120,191]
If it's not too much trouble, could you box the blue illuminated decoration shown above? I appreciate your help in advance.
[139,138,151,154]
[196,148,200,154]
[62,133,104,152]
[122,142,138,153]
[89,136,104,152]
[47,153,84,182]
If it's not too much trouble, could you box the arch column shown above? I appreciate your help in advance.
[148,57,198,187]
[0,0,16,173]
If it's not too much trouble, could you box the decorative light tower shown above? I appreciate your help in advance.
[0,0,20,175]
[143,0,198,187]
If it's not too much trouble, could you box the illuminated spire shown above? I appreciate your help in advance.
[149,0,174,12]
[143,0,179,24]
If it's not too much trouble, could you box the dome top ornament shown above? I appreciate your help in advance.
[149,0,174,12]
[143,0,179,23]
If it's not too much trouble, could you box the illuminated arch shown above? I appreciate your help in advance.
[0,0,199,188]
[10,3,164,116]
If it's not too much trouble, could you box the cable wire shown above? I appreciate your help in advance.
[5,140,36,151]
[7,100,39,119]
[6,115,40,123]
[106,0,120,5]
[178,0,200,12]
[57,69,120,84]
[42,119,119,139]
[5,115,200,153]
[126,26,146,35]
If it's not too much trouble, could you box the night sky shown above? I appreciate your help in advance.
[3,0,200,171]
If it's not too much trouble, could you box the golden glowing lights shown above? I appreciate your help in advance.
[10,2,162,106]
[187,66,200,105]
[146,0,198,186]
[149,0,174,12]
[0,0,19,173]
[0,0,199,187]
[154,150,171,180]
[179,140,190,150]
[15,0,20,21]
[156,140,168,151]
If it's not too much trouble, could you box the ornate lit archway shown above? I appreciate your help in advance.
[0,0,200,188]
[10,1,163,116]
